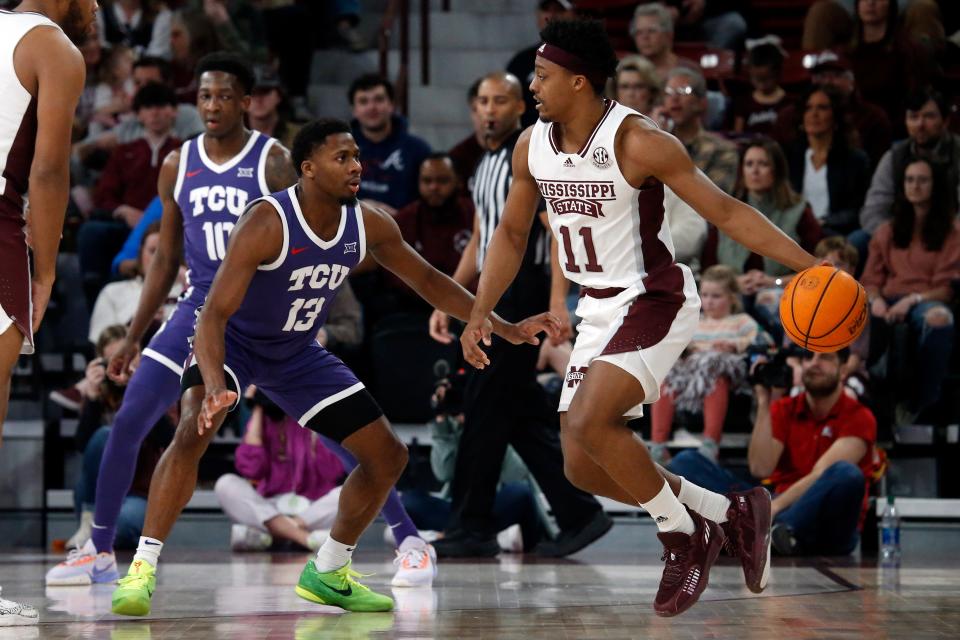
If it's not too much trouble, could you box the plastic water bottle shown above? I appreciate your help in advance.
[880,494,901,562]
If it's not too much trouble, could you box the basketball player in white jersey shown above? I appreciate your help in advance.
[0,0,96,625]
[461,19,820,617]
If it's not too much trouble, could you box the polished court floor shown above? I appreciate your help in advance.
[2,531,959,640]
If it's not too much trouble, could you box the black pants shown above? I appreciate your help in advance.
[447,274,601,536]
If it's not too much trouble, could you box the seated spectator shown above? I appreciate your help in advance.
[89,44,136,137]
[349,74,432,214]
[629,3,696,79]
[169,8,224,104]
[185,0,268,62]
[214,390,345,551]
[79,83,181,304]
[448,79,485,196]
[664,184,707,268]
[664,67,739,194]
[862,158,960,424]
[774,51,892,170]
[248,65,301,150]
[704,137,822,340]
[650,265,762,465]
[74,25,104,142]
[609,55,662,116]
[785,86,870,237]
[506,0,575,129]
[671,0,748,50]
[111,196,161,277]
[88,222,181,344]
[859,89,960,236]
[96,0,171,58]
[668,348,879,556]
[731,37,788,137]
[389,154,474,313]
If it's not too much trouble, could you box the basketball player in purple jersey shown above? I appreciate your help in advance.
[462,20,818,616]
[110,119,559,615]
[0,0,95,626]
[45,52,295,585]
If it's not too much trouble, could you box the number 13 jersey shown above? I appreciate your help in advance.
[529,99,685,295]
[174,130,277,299]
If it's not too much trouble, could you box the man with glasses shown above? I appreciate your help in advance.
[663,67,738,194]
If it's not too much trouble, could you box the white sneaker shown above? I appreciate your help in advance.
[383,525,441,546]
[391,537,437,588]
[305,529,329,551]
[45,539,118,586]
[0,586,39,626]
[65,511,94,550]
[230,524,272,551]
[496,524,524,553]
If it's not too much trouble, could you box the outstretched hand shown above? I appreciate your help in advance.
[503,312,563,346]
[198,388,237,436]
[460,315,494,369]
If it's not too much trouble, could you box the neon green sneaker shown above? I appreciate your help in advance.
[111,559,156,616]
[294,560,394,612]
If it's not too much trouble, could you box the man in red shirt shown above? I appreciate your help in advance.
[667,347,877,556]
[750,348,877,555]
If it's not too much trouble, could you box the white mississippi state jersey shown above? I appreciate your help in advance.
[528,100,680,292]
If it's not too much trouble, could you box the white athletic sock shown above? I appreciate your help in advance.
[641,480,695,534]
[314,536,356,573]
[677,476,731,524]
[132,536,163,567]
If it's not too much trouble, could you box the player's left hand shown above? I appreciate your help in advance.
[505,312,563,347]
[198,388,238,436]
[461,314,494,369]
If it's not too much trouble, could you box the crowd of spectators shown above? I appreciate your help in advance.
[25,0,960,562]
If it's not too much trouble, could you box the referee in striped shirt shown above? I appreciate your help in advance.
[429,72,609,558]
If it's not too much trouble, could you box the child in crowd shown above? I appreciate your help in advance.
[90,45,136,135]
[650,265,765,464]
[732,37,789,136]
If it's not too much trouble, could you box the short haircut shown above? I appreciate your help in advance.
[478,71,523,100]
[195,52,254,95]
[348,73,395,104]
[814,236,860,269]
[133,55,172,84]
[610,54,662,102]
[540,18,620,94]
[133,82,177,111]
[905,87,949,118]
[425,151,452,163]
[747,42,785,72]
[799,347,850,363]
[291,118,352,176]
[630,2,673,35]
[667,66,707,97]
[466,77,482,104]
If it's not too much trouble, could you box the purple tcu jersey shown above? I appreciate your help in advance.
[174,130,276,299]
[227,185,365,359]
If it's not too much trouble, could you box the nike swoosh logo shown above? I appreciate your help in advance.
[291,246,308,255]
[323,582,352,597]
[144,541,161,545]
[186,169,203,177]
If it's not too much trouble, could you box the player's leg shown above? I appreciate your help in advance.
[318,435,435,588]
[0,322,22,431]
[111,384,230,617]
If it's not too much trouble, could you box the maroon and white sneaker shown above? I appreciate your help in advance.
[721,487,772,593]
[653,508,726,617]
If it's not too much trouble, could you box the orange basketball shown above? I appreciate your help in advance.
[779,265,868,353]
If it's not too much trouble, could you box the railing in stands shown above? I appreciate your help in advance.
[378,0,448,116]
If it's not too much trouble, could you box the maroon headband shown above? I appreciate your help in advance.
[536,43,608,87]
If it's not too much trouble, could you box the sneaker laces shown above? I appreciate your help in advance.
[332,564,373,592]
[393,547,428,570]
[659,545,689,587]
[64,546,93,564]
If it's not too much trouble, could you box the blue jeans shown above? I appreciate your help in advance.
[847,229,871,279]
[775,461,864,555]
[401,482,544,551]
[75,426,146,550]
[667,450,758,495]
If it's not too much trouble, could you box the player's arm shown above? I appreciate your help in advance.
[17,28,85,328]
[108,151,187,382]
[264,143,298,192]
[624,126,817,273]
[363,203,557,347]
[194,202,283,432]
[541,210,573,344]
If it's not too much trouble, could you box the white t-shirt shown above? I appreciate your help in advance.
[802,147,830,222]
[88,278,181,343]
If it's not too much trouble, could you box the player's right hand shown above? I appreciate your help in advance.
[460,314,493,369]
[429,310,453,344]
[198,388,237,436]
[108,338,141,385]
